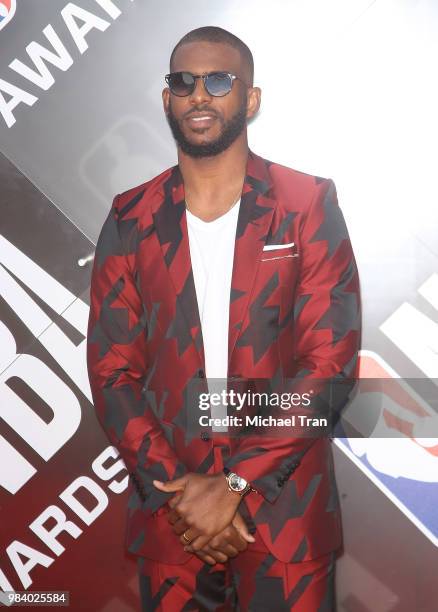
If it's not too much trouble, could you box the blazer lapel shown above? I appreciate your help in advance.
[151,165,204,369]
[228,150,277,367]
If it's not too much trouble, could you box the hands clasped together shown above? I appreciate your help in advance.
[153,472,255,565]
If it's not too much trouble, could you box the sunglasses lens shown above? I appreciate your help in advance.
[205,72,233,96]
[167,72,195,96]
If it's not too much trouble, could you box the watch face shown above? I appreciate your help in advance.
[229,473,247,492]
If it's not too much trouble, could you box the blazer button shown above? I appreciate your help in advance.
[198,369,205,378]
[277,478,284,487]
[201,432,210,441]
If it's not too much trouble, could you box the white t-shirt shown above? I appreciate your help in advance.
[186,199,240,431]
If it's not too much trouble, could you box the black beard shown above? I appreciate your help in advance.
[166,94,248,158]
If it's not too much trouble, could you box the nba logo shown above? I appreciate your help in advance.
[0,0,16,32]
[335,350,438,547]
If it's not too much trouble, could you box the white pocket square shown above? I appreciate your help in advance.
[262,242,294,252]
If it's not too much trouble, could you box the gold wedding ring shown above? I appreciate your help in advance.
[182,530,192,544]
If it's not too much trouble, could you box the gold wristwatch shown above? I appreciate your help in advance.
[223,467,253,497]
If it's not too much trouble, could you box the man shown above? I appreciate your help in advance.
[86,26,361,611]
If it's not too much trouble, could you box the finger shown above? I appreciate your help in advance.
[232,514,256,543]
[209,541,239,558]
[232,513,256,543]
[195,550,217,565]
[185,534,211,553]
[203,545,229,564]
[209,550,229,563]
[234,536,249,552]
[225,527,249,552]
[172,518,189,535]
[167,509,181,525]
[180,527,201,548]
[221,544,239,558]
[152,476,188,492]
[168,493,183,510]
[209,532,243,556]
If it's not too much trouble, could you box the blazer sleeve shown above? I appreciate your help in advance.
[223,178,362,503]
[86,195,187,512]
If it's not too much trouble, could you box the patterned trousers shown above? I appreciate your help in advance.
[137,446,336,611]
[137,540,335,611]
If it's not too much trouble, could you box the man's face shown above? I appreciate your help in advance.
[162,41,258,158]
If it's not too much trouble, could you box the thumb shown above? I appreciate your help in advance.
[232,511,256,543]
[152,476,187,492]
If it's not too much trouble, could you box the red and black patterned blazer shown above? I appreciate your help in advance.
[86,150,361,564]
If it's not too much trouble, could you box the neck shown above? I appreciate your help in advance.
[177,134,249,202]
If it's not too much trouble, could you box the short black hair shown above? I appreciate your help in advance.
[170,26,254,86]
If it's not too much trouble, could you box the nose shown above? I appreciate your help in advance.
[189,76,212,105]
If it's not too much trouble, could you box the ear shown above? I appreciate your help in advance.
[246,86,261,120]
[162,87,170,116]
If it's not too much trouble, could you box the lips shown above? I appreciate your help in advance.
[186,113,217,127]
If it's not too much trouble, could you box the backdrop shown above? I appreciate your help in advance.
[1,1,437,610]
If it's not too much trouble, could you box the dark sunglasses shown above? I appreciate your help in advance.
[164,71,246,97]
